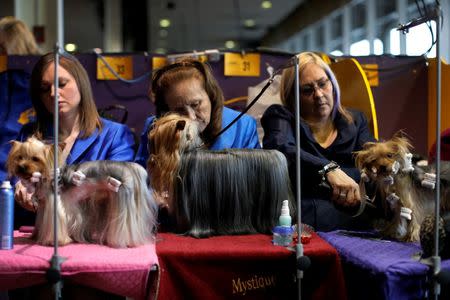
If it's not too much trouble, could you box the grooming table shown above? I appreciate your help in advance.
[319,230,450,300]
[155,232,346,300]
[0,231,159,300]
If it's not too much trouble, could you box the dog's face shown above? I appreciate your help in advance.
[6,137,56,180]
[7,137,51,180]
[148,113,203,158]
[355,136,412,179]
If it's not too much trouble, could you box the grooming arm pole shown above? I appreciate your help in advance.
[293,55,311,300]
[47,1,65,299]
[432,6,443,299]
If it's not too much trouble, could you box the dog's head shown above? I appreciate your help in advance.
[7,137,54,180]
[147,114,204,205]
[355,134,412,179]
[148,113,203,162]
[7,137,64,181]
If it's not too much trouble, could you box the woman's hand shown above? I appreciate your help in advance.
[14,180,38,212]
[326,169,361,207]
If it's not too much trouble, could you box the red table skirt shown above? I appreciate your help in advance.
[0,231,159,300]
[156,232,346,300]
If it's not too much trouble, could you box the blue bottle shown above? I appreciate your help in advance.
[0,181,14,250]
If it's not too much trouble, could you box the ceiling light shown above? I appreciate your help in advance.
[244,19,255,28]
[159,19,171,28]
[155,48,166,54]
[225,40,236,49]
[261,1,272,9]
[159,29,168,37]
[65,43,77,52]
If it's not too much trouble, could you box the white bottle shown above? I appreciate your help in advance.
[278,200,292,227]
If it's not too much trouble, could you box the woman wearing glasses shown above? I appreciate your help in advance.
[261,52,375,231]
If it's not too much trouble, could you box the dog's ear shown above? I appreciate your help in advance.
[362,142,377,150]
[391,135,412,153]
[8,140,19,147]
[176,120,186,131]
[58,142,66,152]
[354,150,367,170]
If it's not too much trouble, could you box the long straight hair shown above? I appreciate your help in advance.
[174,149,295,237]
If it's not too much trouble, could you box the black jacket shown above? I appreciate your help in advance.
[261,104,376,230]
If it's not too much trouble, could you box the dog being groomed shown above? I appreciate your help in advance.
[148,113,295,237]
[7,137,158,248]
[354,134,450,242]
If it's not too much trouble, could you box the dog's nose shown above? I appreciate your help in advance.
[18,164,28,173]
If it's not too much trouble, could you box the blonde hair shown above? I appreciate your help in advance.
[280,52,353,123]
[0,16,41,55]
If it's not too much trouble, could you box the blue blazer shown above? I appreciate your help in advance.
[14,117,135,228]
[18,117,135,163]
[135,107,261,167]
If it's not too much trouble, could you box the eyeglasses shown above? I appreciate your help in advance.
[300,78,330,97]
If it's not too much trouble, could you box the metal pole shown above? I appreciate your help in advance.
[48,0,64,299]
[432,5,442,299]
[293,54,304,299]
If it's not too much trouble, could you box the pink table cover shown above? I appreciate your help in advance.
[0,231,159,299]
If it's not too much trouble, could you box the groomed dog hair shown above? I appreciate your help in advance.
[174,149,295,238]
[8,137,158,247]
[148,114,295,238]
[355,134,450,242]
[148,114,203,213]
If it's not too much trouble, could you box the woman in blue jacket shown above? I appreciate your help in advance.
[135,59,260,167]
[14,52,135,226]
[262,52,376,231]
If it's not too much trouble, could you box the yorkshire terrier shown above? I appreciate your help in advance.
[148,113,294,237]
[7,137,158,248]
[147,114,203,215]
[355,134,450,242]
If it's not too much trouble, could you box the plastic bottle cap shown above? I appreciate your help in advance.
[1,181,12,189]
[281,200,290,216]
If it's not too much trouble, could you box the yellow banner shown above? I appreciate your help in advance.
[361,64,379,87]
[152,56,167,70]
[97,56,133,80]
[224,53,260,77]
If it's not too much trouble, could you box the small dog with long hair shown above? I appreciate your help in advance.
[7,137,158,247]
[147,114,203,215]
[148,114,294,237]
[355,134,450,242]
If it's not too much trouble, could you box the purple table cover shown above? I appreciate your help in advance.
[319,230,450,300]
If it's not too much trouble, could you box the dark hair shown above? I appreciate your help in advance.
[174,149,294,237]
[150,58,224,146]
[30,52,102,138]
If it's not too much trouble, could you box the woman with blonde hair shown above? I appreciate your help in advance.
[262,52,375,231]
[0,16,41,55]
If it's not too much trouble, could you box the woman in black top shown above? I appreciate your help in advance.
[261,52,376,231]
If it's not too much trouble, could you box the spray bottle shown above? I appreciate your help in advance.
[272,200,294,246]
[278,200,292,227]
